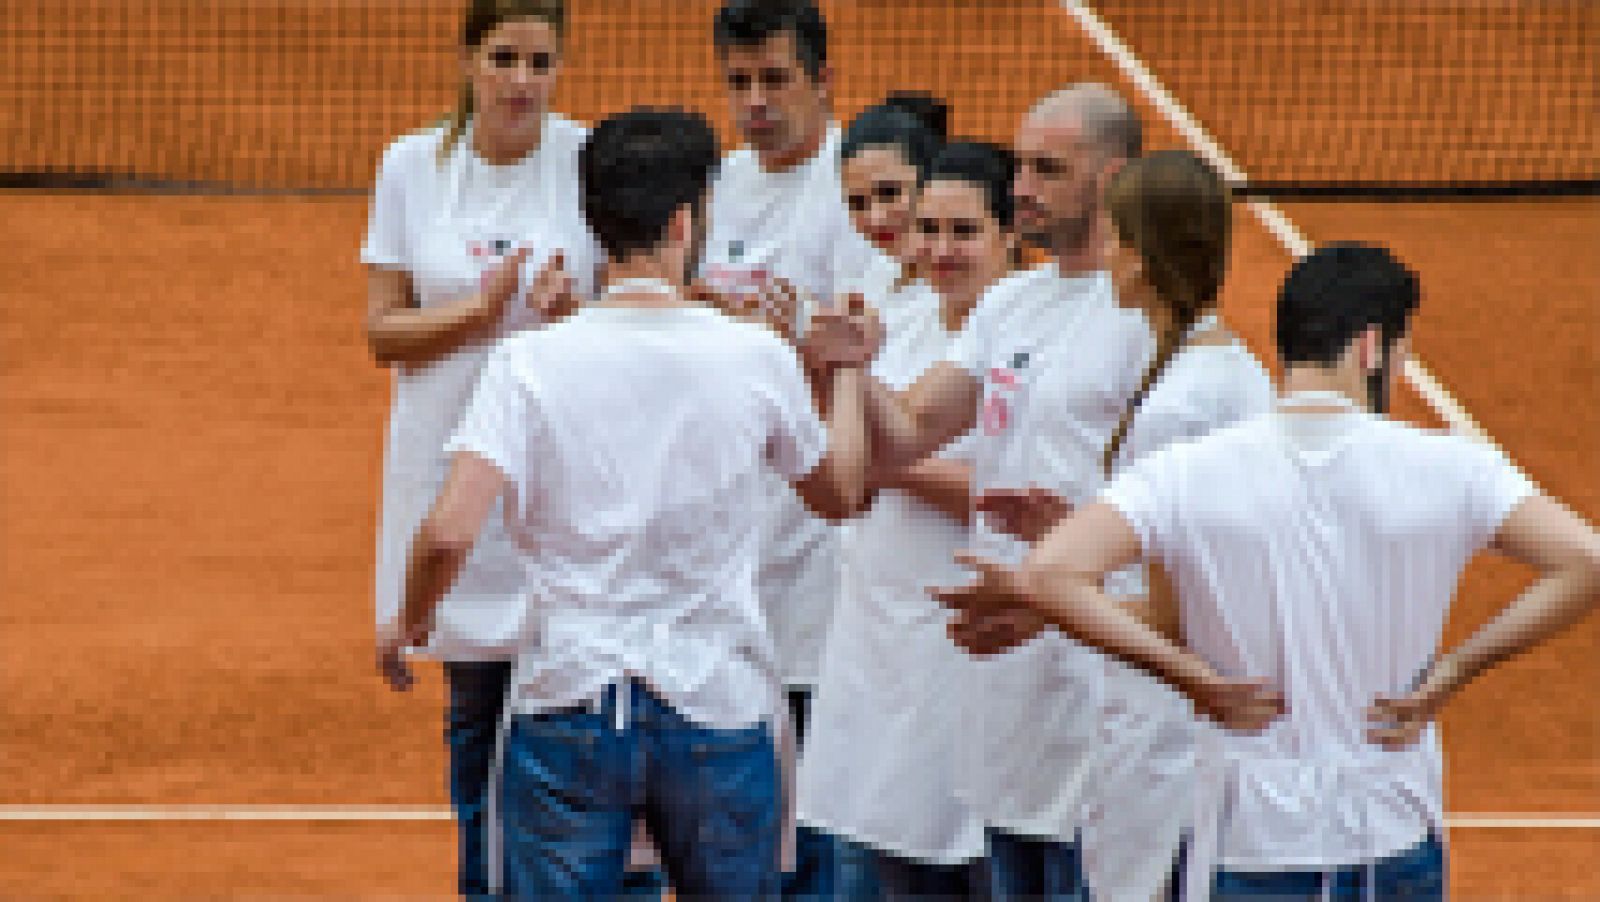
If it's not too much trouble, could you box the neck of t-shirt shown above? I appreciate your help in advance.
[598,258,689,309]
[470,114,547,167]
[1279,367,1373,415]
[756,118,831,174]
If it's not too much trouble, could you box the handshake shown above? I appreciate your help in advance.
[693,275,884,373]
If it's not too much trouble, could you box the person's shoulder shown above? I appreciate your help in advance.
[377,122,450,175]
[1373,418,1502,466]
[991,262,1056,297]
[542,113,590,152]
[712,145,760,185]
[1170,412,1278,465]
[1184,339,1275,403]
[966,264,1053,323]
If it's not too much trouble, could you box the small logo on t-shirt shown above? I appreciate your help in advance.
[983,365,1024,436]
[467,236,517,259]
[1012,351,1030,370]
[729,240,746,261]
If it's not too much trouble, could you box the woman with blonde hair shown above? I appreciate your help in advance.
[360,1,599,894]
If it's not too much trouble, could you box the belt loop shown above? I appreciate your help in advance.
[614,678,629,732]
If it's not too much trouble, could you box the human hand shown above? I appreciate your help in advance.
[976,486,1073,544]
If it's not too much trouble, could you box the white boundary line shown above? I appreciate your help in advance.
[0,806,452,822]
[1060,0,1491,445]
[0,806,1594,828]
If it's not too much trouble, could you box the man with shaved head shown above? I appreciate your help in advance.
[804,82,1155,898]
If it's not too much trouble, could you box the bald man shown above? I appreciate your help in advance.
[806,83,1154,899]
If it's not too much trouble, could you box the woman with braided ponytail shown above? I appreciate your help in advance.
[1087,150,1273,902]
[975,149,1273,900]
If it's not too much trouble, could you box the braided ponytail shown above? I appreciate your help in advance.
[1100,150,1233,474]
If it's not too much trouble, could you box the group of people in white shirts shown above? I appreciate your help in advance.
[362,1,1600,899]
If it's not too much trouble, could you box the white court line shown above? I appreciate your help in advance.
[1060,0,1492,446]
[0,806,452,822]
[0,806,1595,827]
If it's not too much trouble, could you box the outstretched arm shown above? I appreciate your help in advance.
[937,502,1285,733]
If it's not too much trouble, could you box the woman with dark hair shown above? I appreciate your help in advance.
[359,1,601,895]
[838,91,948,288]
[976,149,1274,900]
[800,141,1021,900]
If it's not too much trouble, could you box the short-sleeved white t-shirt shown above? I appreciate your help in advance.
[446,304,827,730]
[798,278,987,864]
[1079,329,1275,900]
[944,264,1156,838]
[1102,406,1535,868]
[700,124,879,687]
[362,116,602,659]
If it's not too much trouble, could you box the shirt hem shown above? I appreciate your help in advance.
[1216,822,1433,871]
[795,812,985,866]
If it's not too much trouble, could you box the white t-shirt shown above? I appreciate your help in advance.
[445,304,827,730]
[701,124,879,687]
[1080,329,1275,900]
[797,279,987,864]
[943,264,1155,839]
[1102,402,1535,872]
[361,116,601,658]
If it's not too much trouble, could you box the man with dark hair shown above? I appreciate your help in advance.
[378,106,877,897]
[936,242,1599,900]
[704,1,883,896]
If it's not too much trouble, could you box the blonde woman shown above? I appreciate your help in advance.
[360,1,598,894]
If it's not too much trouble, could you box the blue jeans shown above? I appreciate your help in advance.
[986,828,1088,901]
[874,847,986,900]
[1211,833,1445,900]
[499,679,781,899]
[443,660,515,899]
[784,689,882,900]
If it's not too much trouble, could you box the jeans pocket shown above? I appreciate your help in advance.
[508,709,608,812]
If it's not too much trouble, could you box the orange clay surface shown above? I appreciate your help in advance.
[2,1,1596,896]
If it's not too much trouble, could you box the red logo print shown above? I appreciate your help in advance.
[983,366,1020,436]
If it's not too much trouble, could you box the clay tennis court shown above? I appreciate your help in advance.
[2,1,1595,896]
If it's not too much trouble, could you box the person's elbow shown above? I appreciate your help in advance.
[365,315,405,367]
[1577,533,1600,602]
[793,463,864,523]
[417,511,478,559]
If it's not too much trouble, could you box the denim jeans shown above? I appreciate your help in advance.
[498,679,781,899]
[443,660,515,899]
[783,688,883,900]
[1211,833,1445,900]
[874,847,986,900]
[986,828,1089,901]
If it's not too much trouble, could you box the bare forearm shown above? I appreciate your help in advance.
[864,376,937,470]
[1026,565,1215,702]
[398,533,472,641]
[1424,565,1600,703]
[882,458,973,526]
[368,295,499,368]
[824,367,869,514]
[796,367,871,521]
